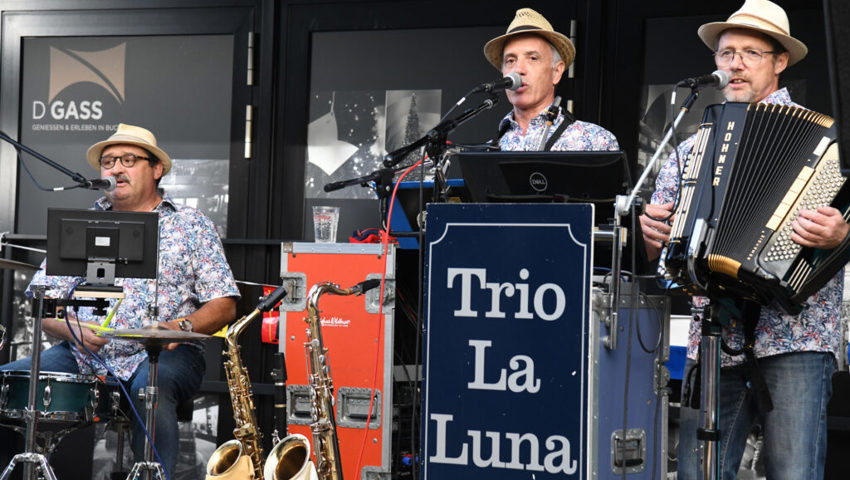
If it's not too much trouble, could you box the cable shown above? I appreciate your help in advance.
[60,280,171,480]
[17,150,81,192]
[354,159,421,479]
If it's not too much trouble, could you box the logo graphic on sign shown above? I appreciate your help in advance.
[49,44,125,104]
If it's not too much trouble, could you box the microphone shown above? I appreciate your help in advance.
[676,70,729,89]
[323,180,347,193]
[473,72,522,93]
[83,176,117,192]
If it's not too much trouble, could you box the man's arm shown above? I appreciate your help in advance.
[159,296,237,350]
[174,296,237,335]
[41,309,109,353]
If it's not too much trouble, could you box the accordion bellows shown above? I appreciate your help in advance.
[662,102,850,314]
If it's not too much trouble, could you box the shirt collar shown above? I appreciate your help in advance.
[499,106,561,131]
[759,87,792,105]
[95,191,176,212]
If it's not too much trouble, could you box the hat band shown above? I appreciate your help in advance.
[108,134,156,146]
[507,25,546,35]
[728,12,789,36]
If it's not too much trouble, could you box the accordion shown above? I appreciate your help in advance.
[662,102,850,314]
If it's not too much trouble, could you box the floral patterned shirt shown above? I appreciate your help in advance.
[27,194,240,379]
[498,108,619,151]
[650,88,843,366]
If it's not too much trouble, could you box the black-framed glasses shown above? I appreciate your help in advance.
[99,153,151,169]
[714,48,776,67]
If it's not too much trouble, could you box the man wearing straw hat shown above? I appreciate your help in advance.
[1,124,240,477]
[484,8,619,151]
[638,1,847,478]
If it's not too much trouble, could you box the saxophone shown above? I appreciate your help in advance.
[303,279,381,480]
[206,285,317,480]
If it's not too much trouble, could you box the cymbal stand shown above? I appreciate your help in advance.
[125,343,165,480]
[0,287,57,480]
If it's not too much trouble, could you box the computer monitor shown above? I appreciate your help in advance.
[456,150,631,225]
[46,208,159,286]
[456,150,649,274]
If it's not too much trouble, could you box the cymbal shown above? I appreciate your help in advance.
[97,324,211,344]
[0,258,39,271]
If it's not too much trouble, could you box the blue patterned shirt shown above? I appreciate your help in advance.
[498,108,619,151]
[27,194,240,379]
[650,88,843,366]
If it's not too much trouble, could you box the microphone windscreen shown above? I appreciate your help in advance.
[713,70,730,88]
[505,72,522,91]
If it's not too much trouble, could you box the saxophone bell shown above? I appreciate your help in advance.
[264,433,319,480]
[206,440,256,479]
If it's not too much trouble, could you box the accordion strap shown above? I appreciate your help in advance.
[741,301,774,413]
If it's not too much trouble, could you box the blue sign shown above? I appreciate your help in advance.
[420,203,594,479]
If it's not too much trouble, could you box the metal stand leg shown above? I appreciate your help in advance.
[699,304,721,480]
[0,288,57,480]
[124,345,165,480]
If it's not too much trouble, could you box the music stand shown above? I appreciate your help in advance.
[1,209,159,480]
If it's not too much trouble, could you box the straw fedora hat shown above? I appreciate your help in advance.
[86,123,172,175]
[697,0,807,66]
[483,8,575,71]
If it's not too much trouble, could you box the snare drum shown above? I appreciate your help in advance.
[0,370,97,425]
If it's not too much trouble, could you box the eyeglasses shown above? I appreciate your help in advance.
[714,48,776,67]
[99,153,151,169]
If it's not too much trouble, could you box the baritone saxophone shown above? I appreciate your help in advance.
[304,278,382,480]
[206,284,317,480]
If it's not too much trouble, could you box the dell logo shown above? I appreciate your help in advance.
[529,172,548,192]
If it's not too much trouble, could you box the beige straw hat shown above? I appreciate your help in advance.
[86,123,172,175]
[483,8,575,71]
[697,0,807,66]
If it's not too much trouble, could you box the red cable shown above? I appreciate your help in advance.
[355,160,422,477]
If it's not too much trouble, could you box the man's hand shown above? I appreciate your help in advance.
[77,326,110,353]
[791,206,850,249]
[43,315,110,353]
[60,321,110,353]
[639,201,676,261]
[159,320,185,352]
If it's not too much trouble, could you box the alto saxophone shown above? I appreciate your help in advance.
[207,285,317,480]
[304,279,381,480]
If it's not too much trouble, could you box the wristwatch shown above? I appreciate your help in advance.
[176,318,194,332]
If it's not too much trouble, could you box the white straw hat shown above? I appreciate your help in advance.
[86,123,172,174]
[697,0,807,66]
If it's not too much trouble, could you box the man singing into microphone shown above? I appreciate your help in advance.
[639,1,848,478]
[0,123,240,477]
[484,8,618,151]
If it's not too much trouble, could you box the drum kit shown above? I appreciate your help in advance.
[0,257,212,480]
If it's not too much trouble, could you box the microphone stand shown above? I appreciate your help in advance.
[0,130,94,189]
[613,85,720,480]
[324,94,499,206]
[382,94,499,203]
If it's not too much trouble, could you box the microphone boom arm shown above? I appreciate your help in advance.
[0,130,89,185]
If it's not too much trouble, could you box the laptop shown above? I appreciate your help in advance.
[456,150,631,225]
[455,150,650,273]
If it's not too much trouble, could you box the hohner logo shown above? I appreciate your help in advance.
[712,121,736,186]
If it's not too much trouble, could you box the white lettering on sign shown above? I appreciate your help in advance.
[467,340,540,393]
[429,413,578,474]
[32,100,103,120]
[447,267,566,321]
